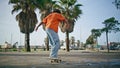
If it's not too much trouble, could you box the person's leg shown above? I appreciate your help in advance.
[46,28,60,58]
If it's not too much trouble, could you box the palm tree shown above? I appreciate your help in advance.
[9,0,38,52]
[101,17,120,52]
[91,29,101,48]
[33,0,56,20]
[113,0,120,9]
[44,37,49,51]
[33,0,56,51]
[53,0,82,52]
[76,40,80,49]
[85,35,94,49]
[70,36,75,47]
[60,40,64,46]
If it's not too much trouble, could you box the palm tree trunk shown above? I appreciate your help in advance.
[46,36,49,51]
[96,38,99,52]
[106,31,109,53]
[66,31,70,52]
[105,24,109,53]
[25,21,31,52]
[25,33,31,52]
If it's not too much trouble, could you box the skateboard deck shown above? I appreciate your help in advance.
[50,58,62,63]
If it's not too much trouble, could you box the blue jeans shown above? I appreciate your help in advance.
[46,28,60,58]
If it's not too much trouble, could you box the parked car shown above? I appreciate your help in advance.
[115,45,120,50]
[110,45,120,50]
[60,45,72,50]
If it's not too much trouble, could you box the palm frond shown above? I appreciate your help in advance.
[12,4,21,14]
[54,0,82,33]
[102,17,120,33]
[9,0,19,4]
[16,10,37,33]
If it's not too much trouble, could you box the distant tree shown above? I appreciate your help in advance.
[60,40,64,46]
[70,36,75,46]
[85,35,94,49]
[9,0,38,52]
[12,42,18,49]
[76,40,80,48]
[44,37,49,51]
[91,29,101,48]
[101,17,120,52]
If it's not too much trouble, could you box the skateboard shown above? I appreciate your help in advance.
[50,58,62,63]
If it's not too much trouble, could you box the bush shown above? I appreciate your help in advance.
[12,48,17,51]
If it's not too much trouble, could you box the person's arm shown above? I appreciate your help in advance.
[59,14,68,24]
[64,19,68,24]
[35,22,43,31]
[64,19,69,30]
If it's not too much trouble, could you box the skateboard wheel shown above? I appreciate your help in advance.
[50,59,61,63]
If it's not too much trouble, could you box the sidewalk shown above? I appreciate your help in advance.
[0,50,120,68]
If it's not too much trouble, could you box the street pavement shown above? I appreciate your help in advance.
[0,50,120,68]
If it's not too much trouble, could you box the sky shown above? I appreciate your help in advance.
[0,0,120,46]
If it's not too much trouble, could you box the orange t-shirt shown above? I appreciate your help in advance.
[42,12,66,33]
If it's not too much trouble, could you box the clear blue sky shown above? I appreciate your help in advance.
[0,0,120,46]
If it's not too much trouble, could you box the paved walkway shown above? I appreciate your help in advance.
[0,50,120,68]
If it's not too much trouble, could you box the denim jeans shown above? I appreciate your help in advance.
[46,28,60,58]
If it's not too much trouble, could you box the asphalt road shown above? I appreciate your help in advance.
[0,50,120,68]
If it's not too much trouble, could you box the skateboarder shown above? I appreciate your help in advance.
[35,9,69,61]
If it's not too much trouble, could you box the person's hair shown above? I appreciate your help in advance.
[53,9,61,13]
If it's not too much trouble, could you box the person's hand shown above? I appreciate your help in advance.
[65,23,70,30]
[35,22,43,31]
[35,26,39,31]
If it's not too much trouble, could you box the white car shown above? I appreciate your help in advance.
[60,45,72,50]
[115,45,120,50]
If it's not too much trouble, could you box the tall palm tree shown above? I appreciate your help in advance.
[53,0,82,52]
[9,0,38,52]
[33,0,56,51]
[101,17,120,52]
